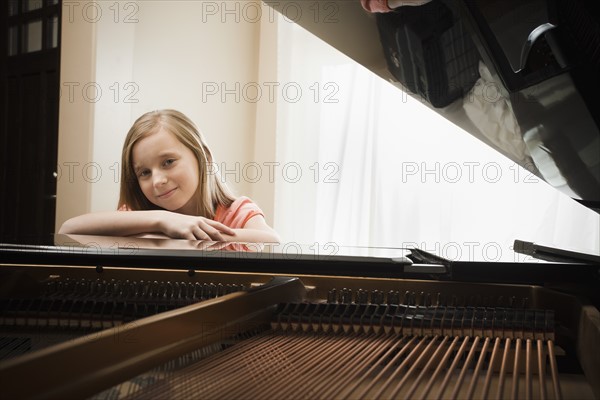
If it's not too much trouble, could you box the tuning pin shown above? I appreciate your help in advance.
[371,290,384,305]
[327,288,337,303]
[422,292,429,306]
[340,288,353,304]
[96,280,105,296]
[185,283,194,300]
[356,289,368,304]
[208,283,217,298]
[166,281,175,299]
[388,291,400,305]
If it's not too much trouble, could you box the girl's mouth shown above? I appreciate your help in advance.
[158,188,177,198]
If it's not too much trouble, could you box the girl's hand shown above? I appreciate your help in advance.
[157,211,235,241]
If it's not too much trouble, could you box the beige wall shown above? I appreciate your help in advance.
[56,1,97,230]
[56,0,278,230]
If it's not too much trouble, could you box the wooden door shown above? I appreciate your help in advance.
[1,0,61,244]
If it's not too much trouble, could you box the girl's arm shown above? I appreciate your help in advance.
[220,215,281,243]
[58,210,235,241]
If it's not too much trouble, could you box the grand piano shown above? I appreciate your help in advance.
[1,1,599,399]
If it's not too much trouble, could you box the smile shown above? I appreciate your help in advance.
[157,188,177,199]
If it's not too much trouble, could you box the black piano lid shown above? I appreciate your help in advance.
[265,0,600,212]
[0,234,598,287]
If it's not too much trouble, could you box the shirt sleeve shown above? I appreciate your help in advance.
[214,197,264,229]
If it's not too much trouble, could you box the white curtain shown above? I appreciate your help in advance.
[273,17,600,261]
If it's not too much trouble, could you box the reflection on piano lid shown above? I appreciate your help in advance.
[265,0,600,211]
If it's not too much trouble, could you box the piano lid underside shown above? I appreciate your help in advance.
[264,0,600,210]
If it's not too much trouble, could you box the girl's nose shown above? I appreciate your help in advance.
[153,171,168,187]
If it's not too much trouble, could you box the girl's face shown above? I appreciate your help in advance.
[132,128,200,215]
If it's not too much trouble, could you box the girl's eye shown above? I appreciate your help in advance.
[164,159,176,167]
[138,170,150,178]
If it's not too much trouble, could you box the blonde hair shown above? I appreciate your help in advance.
[118,109,234,217]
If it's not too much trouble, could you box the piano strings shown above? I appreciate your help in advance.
[110,302,561,400]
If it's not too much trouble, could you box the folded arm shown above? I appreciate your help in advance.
[58,210,279,243]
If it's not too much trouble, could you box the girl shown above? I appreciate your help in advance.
[59,109,280,243]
